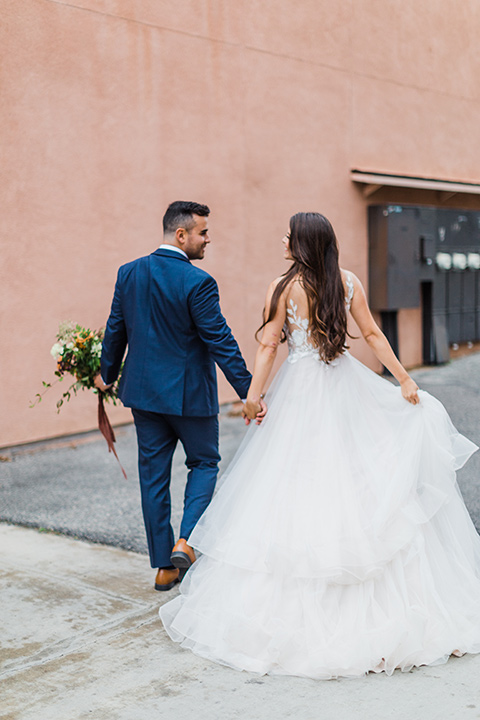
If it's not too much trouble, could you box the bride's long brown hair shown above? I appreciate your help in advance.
[257,212,349,363]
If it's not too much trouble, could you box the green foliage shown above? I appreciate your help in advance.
[31,322,122,412]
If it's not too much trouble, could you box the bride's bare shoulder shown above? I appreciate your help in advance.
[340,268,362,288]
[265,276,303,314]
[267,274,297,297]
[269,275,284,290]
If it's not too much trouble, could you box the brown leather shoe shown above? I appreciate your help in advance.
[170,538,196,571]
[154,567,180,591]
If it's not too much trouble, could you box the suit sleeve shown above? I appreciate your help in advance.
[189,276,252,399]
[100,270,128,385]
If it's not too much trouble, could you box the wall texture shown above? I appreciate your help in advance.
[2,0,480,446]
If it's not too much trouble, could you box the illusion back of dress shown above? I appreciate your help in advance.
[285,272,354,363]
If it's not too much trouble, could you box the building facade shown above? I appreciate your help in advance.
[2,0,480,447]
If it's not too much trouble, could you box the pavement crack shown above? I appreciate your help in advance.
[0,557,150,608]
[0,604,159,680]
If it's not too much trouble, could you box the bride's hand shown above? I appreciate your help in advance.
[254,398,268,425]
[400,377,420,405]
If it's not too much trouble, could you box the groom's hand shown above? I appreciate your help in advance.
[94,374,111,392]
[242,398,259,425]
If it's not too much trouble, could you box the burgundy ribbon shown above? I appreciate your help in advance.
[97,393,127,479]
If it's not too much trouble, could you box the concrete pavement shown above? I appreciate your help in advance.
[3,523,480,720]
[2,352,480,719]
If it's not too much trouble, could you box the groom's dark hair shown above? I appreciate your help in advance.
[163,201,210,234]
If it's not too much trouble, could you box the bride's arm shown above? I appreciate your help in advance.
[244,279,287,420]
[348,274,420,405]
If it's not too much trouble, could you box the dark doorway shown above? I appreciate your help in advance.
[421,282,434,365]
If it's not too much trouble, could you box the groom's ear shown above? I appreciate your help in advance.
[175,227,187,245]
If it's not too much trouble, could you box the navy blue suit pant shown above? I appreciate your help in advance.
[132,409,220,568]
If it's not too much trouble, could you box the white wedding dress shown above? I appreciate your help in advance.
[160,275,480,679]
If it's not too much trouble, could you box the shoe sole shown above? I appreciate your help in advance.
[154,578,180,592]
[170,551,194,570]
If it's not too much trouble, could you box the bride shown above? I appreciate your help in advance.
[160,211,480,679]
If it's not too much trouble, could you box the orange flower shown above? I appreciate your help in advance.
[75,331,93,347]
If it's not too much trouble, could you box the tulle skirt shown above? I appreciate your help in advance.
[160,352,480,679]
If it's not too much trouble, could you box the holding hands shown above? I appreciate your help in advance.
[243,396,268,425]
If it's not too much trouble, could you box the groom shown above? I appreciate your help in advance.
[96,201,261,590]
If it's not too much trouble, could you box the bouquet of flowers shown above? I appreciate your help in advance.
[33,321,119,411]
[32,321,126,478]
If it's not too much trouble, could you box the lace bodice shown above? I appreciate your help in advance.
[286,273,354,364]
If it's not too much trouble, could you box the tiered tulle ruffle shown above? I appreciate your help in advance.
[160,352,480,679]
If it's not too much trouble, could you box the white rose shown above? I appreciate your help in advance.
[50,343,64,359]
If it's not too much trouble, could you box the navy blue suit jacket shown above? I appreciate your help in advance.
[100,248,252,416]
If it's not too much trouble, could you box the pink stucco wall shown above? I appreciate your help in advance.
[2,0,480,447]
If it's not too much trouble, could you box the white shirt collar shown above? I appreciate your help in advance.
[159,244,188,259]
